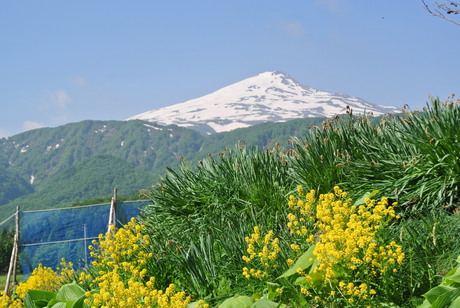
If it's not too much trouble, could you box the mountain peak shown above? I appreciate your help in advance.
[128,72,400,134]
[257,71,289,78]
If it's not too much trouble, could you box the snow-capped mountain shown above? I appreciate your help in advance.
[128,71,400,134]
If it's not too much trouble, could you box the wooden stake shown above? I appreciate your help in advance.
[3,235,17,296]
[4,206,19,296]
[12,206,19,285]
[107,188,117,232]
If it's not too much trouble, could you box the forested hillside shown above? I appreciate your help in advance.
[0,155,155,217]
[0,116,329,220]
[0,120,203,189]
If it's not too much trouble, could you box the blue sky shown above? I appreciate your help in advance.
[1,0,459,138]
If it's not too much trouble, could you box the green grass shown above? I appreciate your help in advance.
[0,274,23,290]
[141,145,294,301]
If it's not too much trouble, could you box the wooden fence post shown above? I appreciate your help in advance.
[4,206,19,296]
[107,188,117,232]
[12,205,19,285]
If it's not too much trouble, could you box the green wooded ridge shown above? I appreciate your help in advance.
[0,116,326,220]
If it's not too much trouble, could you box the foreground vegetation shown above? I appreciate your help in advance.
[2,97,460,307]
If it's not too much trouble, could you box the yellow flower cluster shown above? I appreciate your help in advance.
[241,226,281,279]
[83,218,191,308]
[0,292,22,308]
[242,267,266,279]
[15,259,74,299]
[287,186,317,251]
[363,241,405,273]
[312,186,404,282]
[89,219,151,264]
[288,186,405,304]
[338,281,376,300]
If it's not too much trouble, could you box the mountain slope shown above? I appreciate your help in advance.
[0,120,203,189]
[128,71,400,134]
[0,166,34,206]
[0,114,387,221]
[1,155,155,216]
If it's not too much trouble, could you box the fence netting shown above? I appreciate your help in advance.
[19,200,151,276]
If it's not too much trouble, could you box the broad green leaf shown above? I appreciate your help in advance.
[444,267,460,285]
[50,302,70,308]
[23,294,35,308]
[47,299,61,306]
[450,296,460,308]
[251,297,286,308]
[71,295,90,308]
[33,300,50,308]
[56,282,86,301]
[218,295,253,308]
[417,299,432,308]
[24,297,48,308]
[279,245,315,278]
[46,299,78,308]
[24,290,56,308]
[431,288,460,308]
[424,285,456,304]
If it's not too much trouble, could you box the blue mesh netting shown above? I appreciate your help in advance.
[19,200,151,276]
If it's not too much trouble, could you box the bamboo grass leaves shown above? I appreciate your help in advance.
[292,97,460,213]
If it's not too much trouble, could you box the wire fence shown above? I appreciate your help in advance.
[8,200,150,276]
[0,213,16,232]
